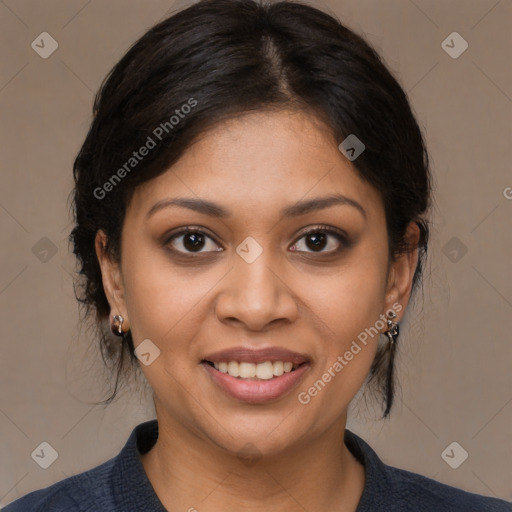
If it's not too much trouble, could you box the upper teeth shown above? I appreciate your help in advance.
[212,361,296,379]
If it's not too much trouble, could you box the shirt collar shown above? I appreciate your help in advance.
[110,419,386,511]
[110,419,167,511]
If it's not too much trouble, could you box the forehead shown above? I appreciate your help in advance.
[128,110,384,223]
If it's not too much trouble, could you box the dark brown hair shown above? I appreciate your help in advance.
[70,0,431,416]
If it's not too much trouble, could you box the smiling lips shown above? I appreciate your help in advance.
[202,347,311,403]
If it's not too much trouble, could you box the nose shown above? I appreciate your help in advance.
[214,246,299,332]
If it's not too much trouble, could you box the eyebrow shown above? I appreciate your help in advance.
[146,193,367,220]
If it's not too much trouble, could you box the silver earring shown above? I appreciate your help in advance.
[385,310,399,344]
[111,314,124,336]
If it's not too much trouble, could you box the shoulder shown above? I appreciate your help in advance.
[384,464,512,511]
[2,457,116,512]
[344,430,512,512]
[2,420,160,512]
[1,483,81,512]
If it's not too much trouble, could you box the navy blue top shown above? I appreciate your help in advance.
[3,419,511,511]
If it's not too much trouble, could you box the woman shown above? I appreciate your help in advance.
[4,0,510,510]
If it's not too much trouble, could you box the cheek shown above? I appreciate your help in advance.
[314,251,388,341]
[120,241,210,348]
[301,247,389,403]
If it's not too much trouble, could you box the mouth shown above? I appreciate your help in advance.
[200,347,311,403]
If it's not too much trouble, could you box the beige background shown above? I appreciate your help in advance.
[0,0,511,507]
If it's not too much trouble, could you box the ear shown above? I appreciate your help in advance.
[383,221,421,322]
[95,230,129,332]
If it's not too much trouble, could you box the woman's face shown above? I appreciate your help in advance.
[98,110,417,458]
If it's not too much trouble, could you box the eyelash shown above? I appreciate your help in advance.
[164,224,349,257]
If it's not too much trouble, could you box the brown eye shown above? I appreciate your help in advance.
[167,228,222,254]
[290,226,347,254]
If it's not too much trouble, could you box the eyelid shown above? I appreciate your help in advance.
[294,223,348,241]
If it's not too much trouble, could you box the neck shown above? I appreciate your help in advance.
[140,405,365,512]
